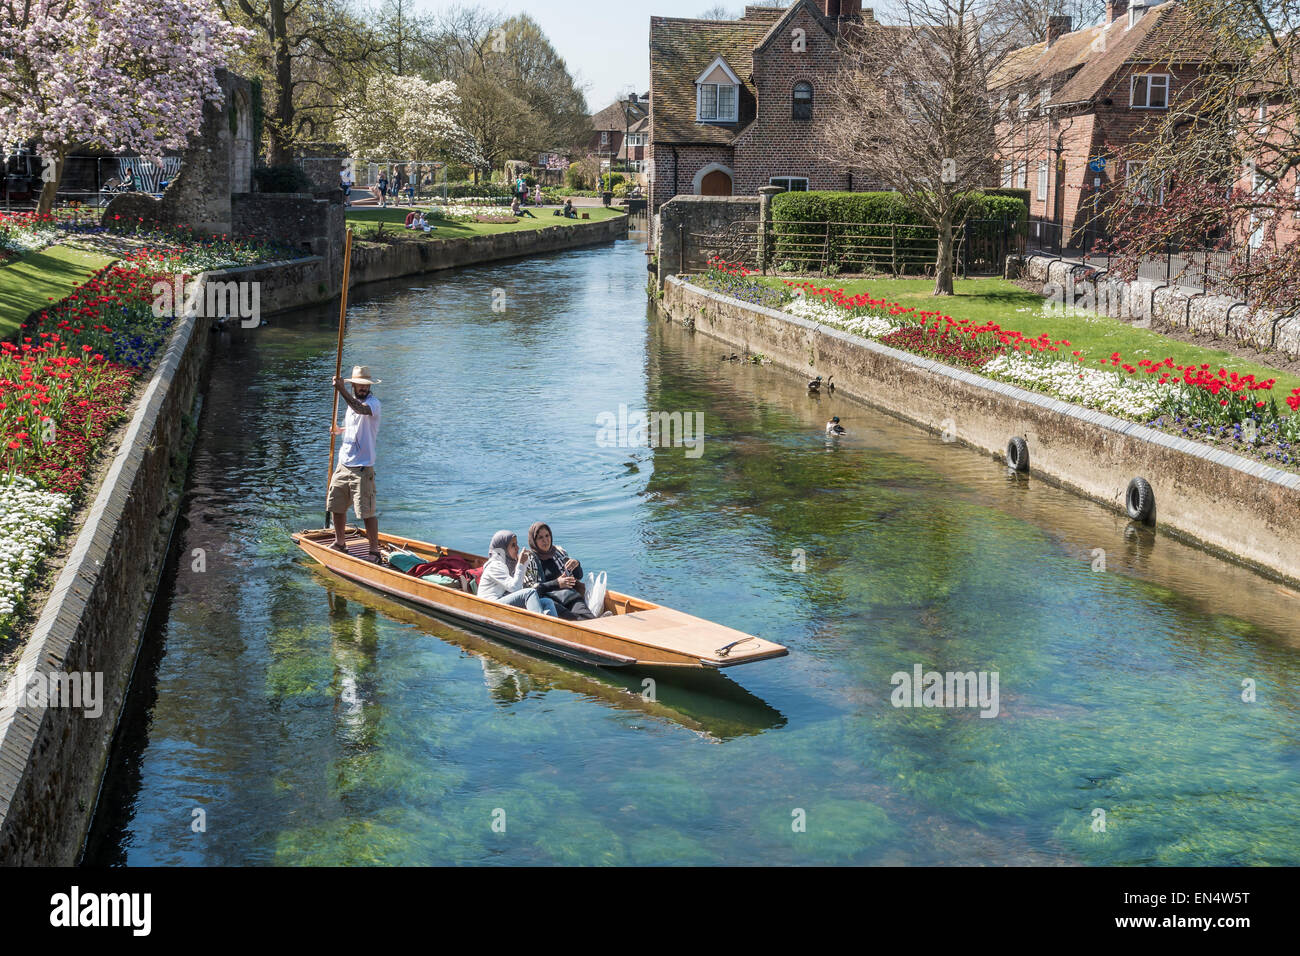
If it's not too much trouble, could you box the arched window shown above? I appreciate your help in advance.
[793,82,813,121]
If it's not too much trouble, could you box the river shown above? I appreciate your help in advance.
[84,228,1300,865]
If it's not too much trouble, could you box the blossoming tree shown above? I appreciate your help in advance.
[0,0,246,214]
[336,74,477,170]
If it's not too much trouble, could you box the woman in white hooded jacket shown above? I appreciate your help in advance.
[478,530,558,616]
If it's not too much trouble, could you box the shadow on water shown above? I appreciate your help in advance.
[307,564,786,742]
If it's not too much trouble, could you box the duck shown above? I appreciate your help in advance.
[721,352,739,361]
[808,374,833,393]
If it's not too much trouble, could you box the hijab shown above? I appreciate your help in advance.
[488,529,518,573]
[528,522,555,561]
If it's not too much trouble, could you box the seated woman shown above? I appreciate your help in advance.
[478,530,558,616]
[523,522,596,620]
[510,196,536,218]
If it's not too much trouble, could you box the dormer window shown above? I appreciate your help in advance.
[696,56,740,123]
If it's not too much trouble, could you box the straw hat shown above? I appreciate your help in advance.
[344,365,381,385]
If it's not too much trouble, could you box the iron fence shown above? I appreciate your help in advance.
[1024,217,1246,296]
[683,217,1023,278]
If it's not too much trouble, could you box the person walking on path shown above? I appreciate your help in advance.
[377,171,388,208]
[328,365,383,561]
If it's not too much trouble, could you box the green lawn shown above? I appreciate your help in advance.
[0,245,116,339]
[344,205,625,240]
[758,275,1300,396]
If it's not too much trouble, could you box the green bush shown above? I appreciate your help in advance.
[769,190,1028,274]
[566,163,590,190]
[252,164,313,193]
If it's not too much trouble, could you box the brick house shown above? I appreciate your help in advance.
[1236,54,1300,250]
[590,94,651,184]
[648,1,884,211]
[990,0,1219,250]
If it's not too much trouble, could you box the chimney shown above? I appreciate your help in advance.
[1106,0,1130,23]
[1047,15,1071,45]
[841,0,862,16]
[824,0,842,17]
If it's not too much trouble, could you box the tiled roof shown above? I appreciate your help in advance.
[591,99,649,131]
[991,2,1225,107]
[649,12,778,145]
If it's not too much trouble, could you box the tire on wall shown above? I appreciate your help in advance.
[1007,436,1029,473]
[1125,477,1155,524]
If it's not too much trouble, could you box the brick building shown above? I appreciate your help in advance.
[1236,53,1300,250]
[647,0,887,211]
[590,93,651,184]
[991,0,1219,250]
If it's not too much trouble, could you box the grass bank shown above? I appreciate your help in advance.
[345,206,624,241]
[756,275,1300,396]
[0,245,116,339]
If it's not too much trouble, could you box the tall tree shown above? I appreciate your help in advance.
[217,0,376,164]
[820,0,1004,294]
[427,7,589,179]
[0,0,244,214]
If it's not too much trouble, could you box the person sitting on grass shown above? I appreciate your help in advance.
[554,199,577,219]
[511,196,536,218]
[479,530,558,616]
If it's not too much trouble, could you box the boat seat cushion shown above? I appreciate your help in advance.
[387,551,427,574]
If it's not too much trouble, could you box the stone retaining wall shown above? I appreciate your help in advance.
[348,214,629,289]
[0,279,213,865]
[662,276,1300,586]
[1021,254,1300,359]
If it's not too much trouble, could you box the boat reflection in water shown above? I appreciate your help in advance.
[315,567,785,749]
[316,570,786,742]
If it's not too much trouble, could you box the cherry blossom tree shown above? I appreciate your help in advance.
[0,0,247,214]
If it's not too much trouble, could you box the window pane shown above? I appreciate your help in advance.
[1133,75,1148,107]
[1150,76,1167,108]
[700,84,717,120]
[718,85,736,119]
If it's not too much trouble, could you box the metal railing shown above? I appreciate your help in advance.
[684,217,1023,278]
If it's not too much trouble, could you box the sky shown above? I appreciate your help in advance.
[406,0,801,113]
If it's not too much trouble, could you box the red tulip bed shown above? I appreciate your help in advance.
[0,230,300,637]
[687,260,1300,470]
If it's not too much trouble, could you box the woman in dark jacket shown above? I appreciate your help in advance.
[523,522,595,620]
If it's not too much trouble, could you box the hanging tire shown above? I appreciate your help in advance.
[1007,436,1029,473]
[1126,477,1155,523]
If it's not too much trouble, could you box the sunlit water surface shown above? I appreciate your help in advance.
[85,231,1300,865]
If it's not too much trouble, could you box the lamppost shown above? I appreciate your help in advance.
[1052,133,1065,254]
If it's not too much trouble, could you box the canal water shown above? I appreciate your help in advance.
[85,230,1300,865]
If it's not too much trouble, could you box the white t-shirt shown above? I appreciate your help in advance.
[341,169,354,186]
[338,394,380,467]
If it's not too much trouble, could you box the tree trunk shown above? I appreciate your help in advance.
[934,215,955,296]
[35,152,66,218]
[267,0,294,167]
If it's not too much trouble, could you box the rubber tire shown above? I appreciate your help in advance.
[1126,477,1155,523]
[1007,436,1029,473]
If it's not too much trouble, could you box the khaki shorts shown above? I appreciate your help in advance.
[326,465,377,520]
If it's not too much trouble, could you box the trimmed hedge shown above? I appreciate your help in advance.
[769,190,1028,275]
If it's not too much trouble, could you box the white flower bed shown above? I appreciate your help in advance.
[983,353,1180,420]
[428,201,513,221]
[0,476,72,627]
[783,296,899,337]
[0,224,59,257]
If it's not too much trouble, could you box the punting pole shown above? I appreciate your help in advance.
[325,227,354,529]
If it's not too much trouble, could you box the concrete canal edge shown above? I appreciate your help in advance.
[660,276,1300,587]
[346,214,630,291]
[0,217,631,864]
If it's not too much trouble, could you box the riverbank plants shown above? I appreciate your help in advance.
[687,260,1300,471]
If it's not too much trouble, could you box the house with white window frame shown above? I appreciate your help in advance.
[648,0,896,211]
[990,0,1222,249]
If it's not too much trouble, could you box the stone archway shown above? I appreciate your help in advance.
[694,162,734,196]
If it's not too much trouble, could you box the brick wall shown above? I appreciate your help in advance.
[732,7,849,195]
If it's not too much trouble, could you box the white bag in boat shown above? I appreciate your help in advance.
[583,571,608,615]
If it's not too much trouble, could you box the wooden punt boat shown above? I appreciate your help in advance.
[292,527,789,669]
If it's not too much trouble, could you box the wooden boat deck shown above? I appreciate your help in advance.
[293,527,788,669]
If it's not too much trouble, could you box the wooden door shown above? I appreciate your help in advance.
[700,170,732,196]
